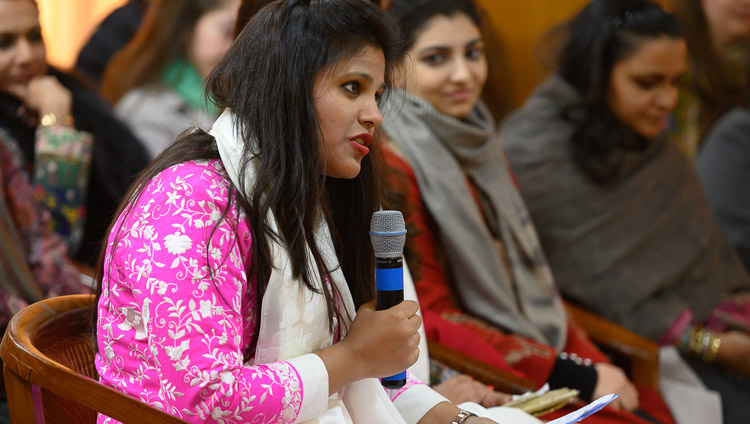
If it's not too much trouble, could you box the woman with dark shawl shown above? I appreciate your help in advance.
[0,0,150,266]
[500,0,750,421]
[381,0,675,422]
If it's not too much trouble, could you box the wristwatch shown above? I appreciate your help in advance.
[40,112,74,127]
[450,410,477,424]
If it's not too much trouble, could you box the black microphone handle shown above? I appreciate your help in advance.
[375,257,406,389]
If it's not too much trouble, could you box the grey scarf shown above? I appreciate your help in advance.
[384,90,566,350]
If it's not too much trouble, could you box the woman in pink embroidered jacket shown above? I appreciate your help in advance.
[94,1,497,423]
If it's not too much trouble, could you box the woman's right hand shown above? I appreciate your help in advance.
[592,363,639,412]
[315,300,422,394]
[342,300,422,379]
[4,76,73,124]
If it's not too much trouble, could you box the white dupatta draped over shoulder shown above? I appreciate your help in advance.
[211,110,439,423]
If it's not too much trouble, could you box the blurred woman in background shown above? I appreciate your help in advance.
[501,0,750,421]
[101,0,239,159]
[0,0,150,266]
[380,0,674,422]
[670,0,750,159]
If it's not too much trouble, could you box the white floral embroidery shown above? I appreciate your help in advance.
[95,161,304,424]
[164,232,192,255]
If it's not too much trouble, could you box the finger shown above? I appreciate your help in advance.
[2,83,27,100]
[359,299,377,311]
[408,332,421,350]
[406,314,422,331]
[392,299,419,316]
[476,385,492,405]
[608,397,623,411]
[621,385,639,411]
[454,375,473,383]
[482,391,506,408]
[407,346,420,366]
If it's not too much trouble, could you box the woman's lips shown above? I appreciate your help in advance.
[6,72,37,86]
[646,115,668,129]
[350,139,370,156]
[349,133,373,156]
[445,88,475,102]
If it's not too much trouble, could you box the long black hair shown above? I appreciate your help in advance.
[671,0,750,139]
[94,0,399,355]
[387,0,481,60]
[556,0,682,184]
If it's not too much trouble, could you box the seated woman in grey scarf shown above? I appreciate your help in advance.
[380,0,678,422]
[499,0,750,421]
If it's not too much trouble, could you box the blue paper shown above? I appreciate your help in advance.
[546,393,620,424]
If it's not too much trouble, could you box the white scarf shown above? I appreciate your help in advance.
[210,110,405,424]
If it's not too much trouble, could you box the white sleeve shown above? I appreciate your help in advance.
[287,353,331,422]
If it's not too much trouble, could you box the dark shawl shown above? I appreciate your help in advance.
[501,75,750,340]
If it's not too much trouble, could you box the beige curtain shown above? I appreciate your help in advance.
[38,0,127,70]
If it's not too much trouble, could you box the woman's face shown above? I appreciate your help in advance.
[314,45,385,179]
[607,36,687,139]
[405,13,487,119]
[0,0,46,91]
[189,0,240,79]
[701,0,750,49]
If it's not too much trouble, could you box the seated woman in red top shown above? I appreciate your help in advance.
[381,0,673,422]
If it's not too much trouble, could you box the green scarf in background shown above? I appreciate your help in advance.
[161,57,219,118]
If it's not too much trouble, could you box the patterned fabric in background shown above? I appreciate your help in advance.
[33,125,93,253]
[0,128,89,331]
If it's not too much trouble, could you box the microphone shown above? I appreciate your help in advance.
[369,210,407,389]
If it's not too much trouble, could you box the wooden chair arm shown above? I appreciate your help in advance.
[565,302,660,390]
[1,295,186,423]
[427,340,535,394]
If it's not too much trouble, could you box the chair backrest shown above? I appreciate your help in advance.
[0,294,185,424]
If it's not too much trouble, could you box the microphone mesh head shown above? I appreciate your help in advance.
[370,210,406,257]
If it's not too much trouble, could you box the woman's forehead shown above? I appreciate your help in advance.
[0,1,39,34]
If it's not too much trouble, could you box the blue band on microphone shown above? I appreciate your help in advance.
[369,230,407,236]
[375,267,403,291]
[381,371,406,382]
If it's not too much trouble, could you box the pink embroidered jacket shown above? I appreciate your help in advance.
[95,160,435,424]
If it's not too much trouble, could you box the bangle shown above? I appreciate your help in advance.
[704,332,722,363]
[40,112,74,127]
[679,325,721,363]
[451,410,477,424]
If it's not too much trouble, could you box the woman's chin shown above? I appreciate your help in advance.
[322,165,362,180]
[441,105,473,120]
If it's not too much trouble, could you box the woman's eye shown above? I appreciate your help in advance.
[421,53,446,66]
[466,47,484,60]
[635,79,657,90]
[0,35,14,49]
[343,81,361,95]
